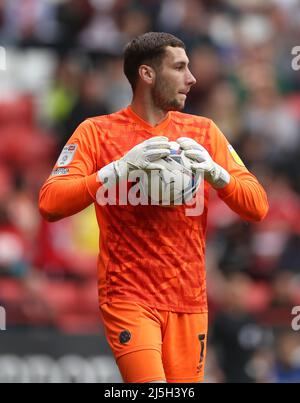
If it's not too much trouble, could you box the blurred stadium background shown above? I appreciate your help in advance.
[0,0,300,383]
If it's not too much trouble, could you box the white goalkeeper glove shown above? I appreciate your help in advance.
[98,136,171,187]
[177,137,230,189]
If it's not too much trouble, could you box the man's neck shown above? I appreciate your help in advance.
[130,95,169,127]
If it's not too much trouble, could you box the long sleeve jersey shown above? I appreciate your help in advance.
[39,106,269,313]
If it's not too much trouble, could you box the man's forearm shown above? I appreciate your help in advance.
[39,173,100,222]
[217,174,269,222]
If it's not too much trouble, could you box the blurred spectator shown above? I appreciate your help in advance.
[104,57,132,113]
[211,273,273,383]
[35,206,98,281]
[273,332,300,383]
[186,45,223,114]
[46,56,81,144]
[201,80,242,143]
[258,271,300,329]
[241,63,299,162]
[62,71,109,146]
[55,0,94,51]
[0,0,58,46]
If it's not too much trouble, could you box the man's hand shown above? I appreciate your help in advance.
[177,137,230,189]
[99,136,171,186]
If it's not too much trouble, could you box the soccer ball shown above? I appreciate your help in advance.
[139,141,201,205]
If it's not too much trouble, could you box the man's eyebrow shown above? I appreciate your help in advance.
[173,60,189,66]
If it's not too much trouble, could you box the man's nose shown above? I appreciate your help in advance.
[187,70,197,86]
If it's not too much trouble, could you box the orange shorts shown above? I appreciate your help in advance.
[100,301,208,383]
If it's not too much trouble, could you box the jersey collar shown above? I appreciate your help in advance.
[125,106,172,133]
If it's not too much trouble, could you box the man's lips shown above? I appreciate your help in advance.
[179,90,190,95]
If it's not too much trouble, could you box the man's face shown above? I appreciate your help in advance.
[151,46,196,112]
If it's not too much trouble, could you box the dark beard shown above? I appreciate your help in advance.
[151,78,184,112]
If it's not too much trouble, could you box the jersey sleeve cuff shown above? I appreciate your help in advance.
[217,175,236,198]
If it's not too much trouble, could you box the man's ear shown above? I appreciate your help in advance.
[138,65,155,85]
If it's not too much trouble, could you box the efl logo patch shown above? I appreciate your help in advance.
[57,144,78,167]
[228,144,245,167]
[51,168,70,176]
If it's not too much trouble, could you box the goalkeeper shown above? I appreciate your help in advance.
[39,32,268,383]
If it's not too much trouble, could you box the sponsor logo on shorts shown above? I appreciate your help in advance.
[197,334,206,373]
[119,330,131,344]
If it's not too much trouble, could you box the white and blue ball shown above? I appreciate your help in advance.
[140,141,201,205]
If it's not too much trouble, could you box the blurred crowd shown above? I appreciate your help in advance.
[0,0,300,383]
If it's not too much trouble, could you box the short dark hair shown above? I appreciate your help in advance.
[123,32,185,91]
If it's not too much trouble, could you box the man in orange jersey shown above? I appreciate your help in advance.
[39,32,269,383]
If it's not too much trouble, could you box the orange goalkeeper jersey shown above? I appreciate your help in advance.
[39,106,269,313]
